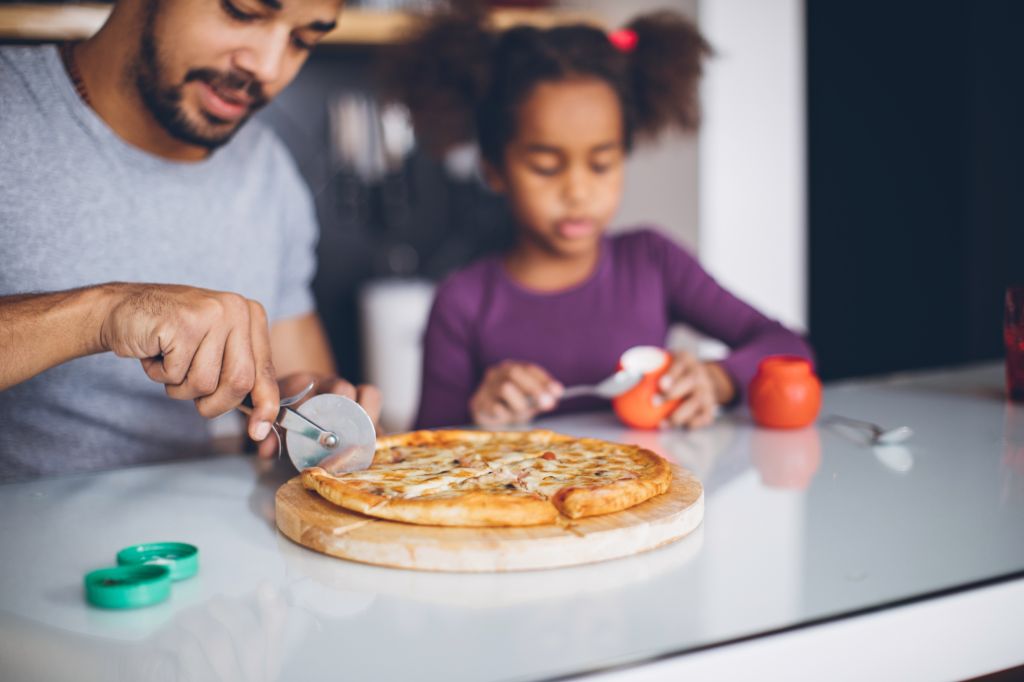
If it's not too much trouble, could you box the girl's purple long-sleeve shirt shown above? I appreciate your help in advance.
[414,228,813,428]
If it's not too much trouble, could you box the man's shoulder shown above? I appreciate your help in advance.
[0,44,56,101]
[0,44,51,72]
[1,45,71,163]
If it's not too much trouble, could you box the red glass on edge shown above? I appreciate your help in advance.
[1005,286,1024,403]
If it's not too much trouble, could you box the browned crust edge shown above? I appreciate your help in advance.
[302,468,559,527]
[552,448,673,519]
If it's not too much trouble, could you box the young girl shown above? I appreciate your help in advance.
[390,4,813,430]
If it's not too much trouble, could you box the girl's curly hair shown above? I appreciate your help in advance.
[384,0,712,166]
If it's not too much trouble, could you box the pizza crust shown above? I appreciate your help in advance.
[301,430,672,527]
[303,470,561,526]
[553,468,671,519]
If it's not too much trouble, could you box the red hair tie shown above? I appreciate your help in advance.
[609,29,638,53]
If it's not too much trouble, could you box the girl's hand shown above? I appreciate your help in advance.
[470,361,564,427]
[657,351,736,430]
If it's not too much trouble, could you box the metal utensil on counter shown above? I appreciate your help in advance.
[823,415,914,446]
[561,370,643,400]
[240,382,376,474]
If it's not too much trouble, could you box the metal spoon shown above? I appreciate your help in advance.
[823,415,914,445]
[561,370,643,400]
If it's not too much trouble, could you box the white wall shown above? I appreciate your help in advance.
[698,0,807,331]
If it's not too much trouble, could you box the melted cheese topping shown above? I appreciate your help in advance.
[331,433,651,501]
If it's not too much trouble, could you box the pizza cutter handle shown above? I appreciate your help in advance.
[237,394,273,422]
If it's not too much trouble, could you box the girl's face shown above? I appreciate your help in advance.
[487,77,626,259]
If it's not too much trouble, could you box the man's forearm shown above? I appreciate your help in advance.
[0,286,112,390]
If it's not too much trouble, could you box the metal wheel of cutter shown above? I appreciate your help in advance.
[285,393,377,473]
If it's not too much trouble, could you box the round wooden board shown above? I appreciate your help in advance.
[276,463,703,572]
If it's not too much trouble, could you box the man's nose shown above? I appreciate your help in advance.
[233,28,290,88]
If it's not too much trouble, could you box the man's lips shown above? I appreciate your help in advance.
[195,81,252,122]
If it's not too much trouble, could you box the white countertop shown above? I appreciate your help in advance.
[1,363,1023,680]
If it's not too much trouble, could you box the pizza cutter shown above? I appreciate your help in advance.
[240,383,376,474]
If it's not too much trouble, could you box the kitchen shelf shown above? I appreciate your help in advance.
[0,3,598,46]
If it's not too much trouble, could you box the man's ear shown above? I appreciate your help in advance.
[482,160,507,194]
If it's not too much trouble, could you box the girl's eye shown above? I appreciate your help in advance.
[590,154,621,174]
[292,36,315,51]
[222,0,259,22]
[529,165,561,177]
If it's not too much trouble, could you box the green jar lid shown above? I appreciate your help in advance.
[116,542,199,581]
[84,565,171,609]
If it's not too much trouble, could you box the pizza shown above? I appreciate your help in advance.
[301,429,672,527]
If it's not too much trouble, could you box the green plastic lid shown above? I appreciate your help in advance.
[84,565,172,609]
[116,542,199,581]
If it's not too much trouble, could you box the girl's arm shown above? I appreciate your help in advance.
[652,231,814,402]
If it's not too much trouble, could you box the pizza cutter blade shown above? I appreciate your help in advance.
[279,393,377,474]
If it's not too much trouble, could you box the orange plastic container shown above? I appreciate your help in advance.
[748,356,821,429]
[612,346,682,429]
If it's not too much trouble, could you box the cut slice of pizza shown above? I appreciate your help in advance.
[301,430,673,527]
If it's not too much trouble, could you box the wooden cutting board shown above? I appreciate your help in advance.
[275,463,703,572]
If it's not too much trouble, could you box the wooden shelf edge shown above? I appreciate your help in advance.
[0,3,600,45]
[0,4,108,42]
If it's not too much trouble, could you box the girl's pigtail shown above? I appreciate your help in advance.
[383,1,494,156]
[625,11,713,138]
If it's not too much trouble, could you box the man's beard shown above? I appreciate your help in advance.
[132,4,268,150]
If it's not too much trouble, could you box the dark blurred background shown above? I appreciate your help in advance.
[259,52,516,385]
[807,1,1024,380]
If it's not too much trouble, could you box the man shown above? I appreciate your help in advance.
[0,0,380,480]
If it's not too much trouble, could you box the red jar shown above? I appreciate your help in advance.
[612,346,681,429]
[748,356,821,429]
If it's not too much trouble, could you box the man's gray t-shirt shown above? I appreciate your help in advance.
[0,46,319,480]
